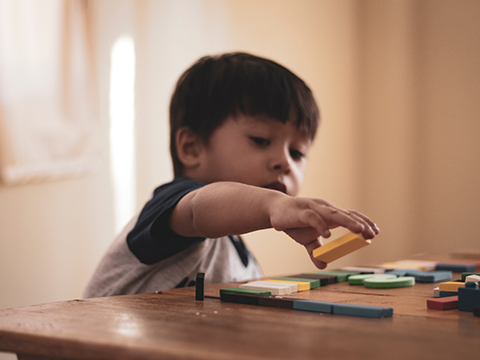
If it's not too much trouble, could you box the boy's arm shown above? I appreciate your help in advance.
[169,181,379,269]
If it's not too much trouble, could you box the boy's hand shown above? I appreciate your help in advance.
[269,196,379,269]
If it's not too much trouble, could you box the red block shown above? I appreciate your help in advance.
[426,296,458,310]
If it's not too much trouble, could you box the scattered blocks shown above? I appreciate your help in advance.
[426,296,458,310]
[458,282,480,312]
[379,262,425,271]
[239,281,295,295]
[312,232,371,263]
[266,279,310,291]
[387,269,452,283]
[438,282,465,293]
[289,273,336,286]
[220,292,393,318]
[309,270,360,283]
[395,260,437,272]
[274,277,320,289]
[339,266,385,274]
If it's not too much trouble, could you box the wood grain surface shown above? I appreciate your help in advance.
[0,273,479,360]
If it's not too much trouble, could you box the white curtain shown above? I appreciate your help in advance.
[0,0,99,185]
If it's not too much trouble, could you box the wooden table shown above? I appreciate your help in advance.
[0,275,479,360]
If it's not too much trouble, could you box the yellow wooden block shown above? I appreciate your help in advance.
[378,262,425,271]
[266,279,310,291]
[312,232,371,263]
[438,281,465,292]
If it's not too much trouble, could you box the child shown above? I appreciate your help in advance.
[84,52,379,298]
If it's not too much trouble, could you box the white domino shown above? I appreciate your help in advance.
[465,274,480,284]
[239,280,296,295]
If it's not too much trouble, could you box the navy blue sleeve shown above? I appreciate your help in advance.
[126,178,206,265]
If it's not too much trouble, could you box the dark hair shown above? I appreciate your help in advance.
[169,52,320,176]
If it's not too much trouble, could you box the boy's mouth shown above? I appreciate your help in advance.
[263,182,287,194]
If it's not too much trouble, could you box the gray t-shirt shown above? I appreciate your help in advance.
[83,178,263,298]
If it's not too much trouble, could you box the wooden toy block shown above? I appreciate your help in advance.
[332,303,393,318]
[289,274,336,286]
[364,276,415,289]
[433,287,440,298]
[458,283,480,312]
[239,281,295,295]
[195,272,204,301]
[474,307,480,317]
[426,296,458,310]
[435,263,476,272]
[309,270,361,283]
[266,279,310,291]
[395,260,437,272]
[258,296,295,309]
[378,262,425,271]
[465,274,480,283]
[348,274,396,285]
[340,266,385,274]
[385,269,408,276]
[220,292,260,305]
[389,269,452,283]
[438,281,465,292]
[312,232,371,263]
[439,291,458,297]
[293,300,333,314]
[220,288,271,296]
[275,277,320,289]
[461,272,480,281]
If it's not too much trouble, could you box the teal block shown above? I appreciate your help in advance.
[293,300,333,313]
[332,303,393,318]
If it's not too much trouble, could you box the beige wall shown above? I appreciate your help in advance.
[0,1,479,338]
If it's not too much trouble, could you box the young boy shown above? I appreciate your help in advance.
[84,52,379,298]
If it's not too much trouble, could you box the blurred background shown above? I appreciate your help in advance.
[0,2,479,356]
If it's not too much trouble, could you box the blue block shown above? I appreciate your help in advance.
[405,269,452,283]
[332,303,393,318]
[458,285,480,312]
[440,291,458,297]
[435,263,476,272]
[293,300,333,313]
[385,269,408,276]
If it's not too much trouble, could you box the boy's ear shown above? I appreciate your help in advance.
[175,127,204,169]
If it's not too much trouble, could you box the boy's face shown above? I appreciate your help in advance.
[194,114,312,196]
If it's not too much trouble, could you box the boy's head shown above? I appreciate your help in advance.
[169,52,320,178]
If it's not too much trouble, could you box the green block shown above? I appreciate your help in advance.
[461,272,480,281]
[364,276,415,289]
[308,270,361,283]
[275,277,320,289]
[348,274,397,285]
[220,288,271,296]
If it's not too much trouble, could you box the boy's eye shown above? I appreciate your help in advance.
[290,149,305,160]
[250,137,270,146]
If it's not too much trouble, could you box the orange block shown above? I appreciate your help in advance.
[312,232,371,263]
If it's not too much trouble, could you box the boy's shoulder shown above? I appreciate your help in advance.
[152,177,205,200]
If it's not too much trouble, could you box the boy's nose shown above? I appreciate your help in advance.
[271,149,291,174]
